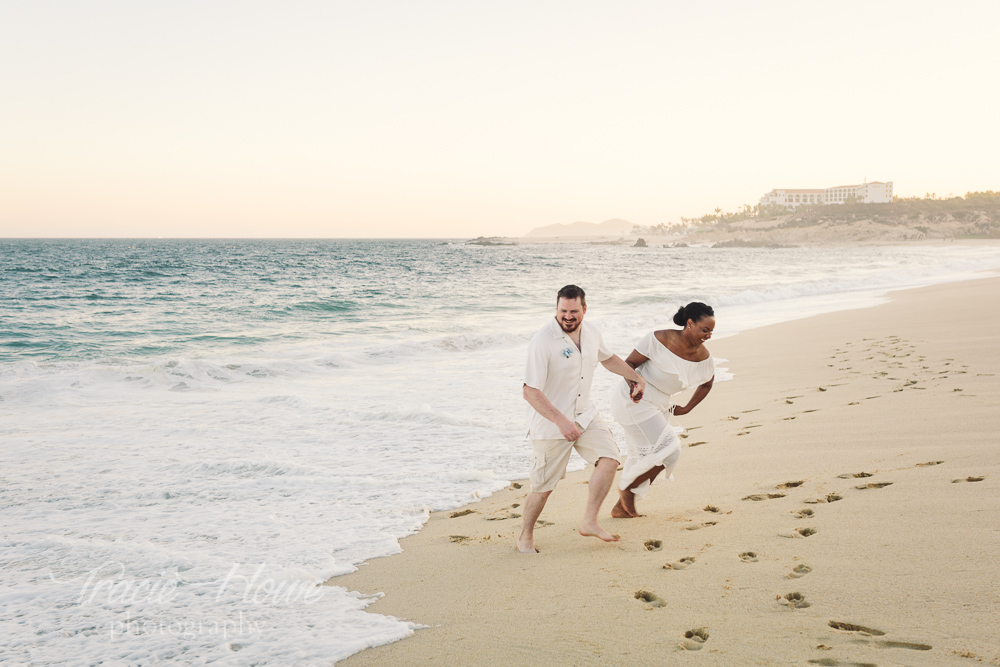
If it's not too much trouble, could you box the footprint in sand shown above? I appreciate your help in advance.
[687,441,707,447]
[781,527,817,539]
[634,590,666,608]
[877,640,933,651]
[450,509,475,518]
[828,621,885,636]
[807,660,878,666]
[915,461,944,467]
[788,564,812,579]
[704,505,721,513]
[511,483,522,489]
[952,476,986,483]
[838,472,873,479]
[777,480,804,489]
[644,539,663,552]
[536,520,554,527]
[683,521,717,531]
[794,508,815,518]
[804,493,842,504]
[827,622,932,651]
[855,482,892,490]
[664,556,696,570]
[739,551,758,563]
[777,591,811,608]
[743,493,786,501]
[679,627,709,651]
[449,535,471,543]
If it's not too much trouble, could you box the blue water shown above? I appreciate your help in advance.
[2,238,999,665]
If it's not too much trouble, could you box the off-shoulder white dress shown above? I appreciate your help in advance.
[610,331,715,498]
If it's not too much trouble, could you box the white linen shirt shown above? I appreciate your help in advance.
[524,317,614,439]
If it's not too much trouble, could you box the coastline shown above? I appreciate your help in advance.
[331,275,1000,666]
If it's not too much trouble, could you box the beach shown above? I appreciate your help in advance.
[4,240,999,664]
[333,275,1000,666]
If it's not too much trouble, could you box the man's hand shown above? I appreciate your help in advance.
[628,377,646,403]
[558,416,583,441]
[672,404,690,416]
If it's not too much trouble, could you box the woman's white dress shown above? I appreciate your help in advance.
[610,331,715,498]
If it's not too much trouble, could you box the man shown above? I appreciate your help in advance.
[518,285,646,553]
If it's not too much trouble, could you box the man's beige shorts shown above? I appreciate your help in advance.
[529,416,620,493]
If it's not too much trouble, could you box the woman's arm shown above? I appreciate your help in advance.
[672,376,714,416]
[618,349,650,401]
[600,354,646,401]
[624,349,649,370]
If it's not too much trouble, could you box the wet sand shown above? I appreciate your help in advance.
[332,275,1000,666]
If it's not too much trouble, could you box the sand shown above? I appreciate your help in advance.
[331,275,1000,666]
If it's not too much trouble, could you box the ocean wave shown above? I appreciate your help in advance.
[165,459,325,479]
[285,300,358,313]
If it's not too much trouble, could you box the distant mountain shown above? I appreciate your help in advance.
[524,218,634,237]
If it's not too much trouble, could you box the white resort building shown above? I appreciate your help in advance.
[760,181,893,209]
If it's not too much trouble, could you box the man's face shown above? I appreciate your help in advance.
[555,297,586,333]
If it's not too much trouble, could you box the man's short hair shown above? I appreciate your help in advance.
[557,285,586,307]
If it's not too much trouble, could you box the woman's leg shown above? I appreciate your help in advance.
[613,415,680,518]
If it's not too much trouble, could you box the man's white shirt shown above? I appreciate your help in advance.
[523,317,613,439]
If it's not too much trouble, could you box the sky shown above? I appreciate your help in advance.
[2,1,998,238]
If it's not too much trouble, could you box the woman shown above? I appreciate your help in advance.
[610,302,716,518]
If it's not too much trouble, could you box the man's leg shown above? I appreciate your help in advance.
[577,457,620,542]
[516,490,552,553]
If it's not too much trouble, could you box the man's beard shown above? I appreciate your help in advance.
[558,318,581,333]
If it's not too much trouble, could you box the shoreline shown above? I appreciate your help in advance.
[472,237,1000,247]
[331,275,1000,666]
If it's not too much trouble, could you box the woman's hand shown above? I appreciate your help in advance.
[672,404,691,416]
[627,377,646,403]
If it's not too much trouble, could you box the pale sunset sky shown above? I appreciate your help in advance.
[2,1,998,238]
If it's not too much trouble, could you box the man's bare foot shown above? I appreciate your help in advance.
[516,537,539,554]
[577,521,620,542]
[611,499,641,518]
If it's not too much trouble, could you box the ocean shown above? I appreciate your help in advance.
[2,239,999,665]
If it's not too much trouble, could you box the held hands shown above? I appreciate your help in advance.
[558,417,583,442]
[626,377,646,403]
[672,404,691,416]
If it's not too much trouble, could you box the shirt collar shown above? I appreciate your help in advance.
[548,316,581,341]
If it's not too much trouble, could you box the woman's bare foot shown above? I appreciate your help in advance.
[613,489,642,517]
[611,499,641,518]
[577,520,620,542]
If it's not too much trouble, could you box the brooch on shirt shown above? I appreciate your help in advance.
[561,347,574,358]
